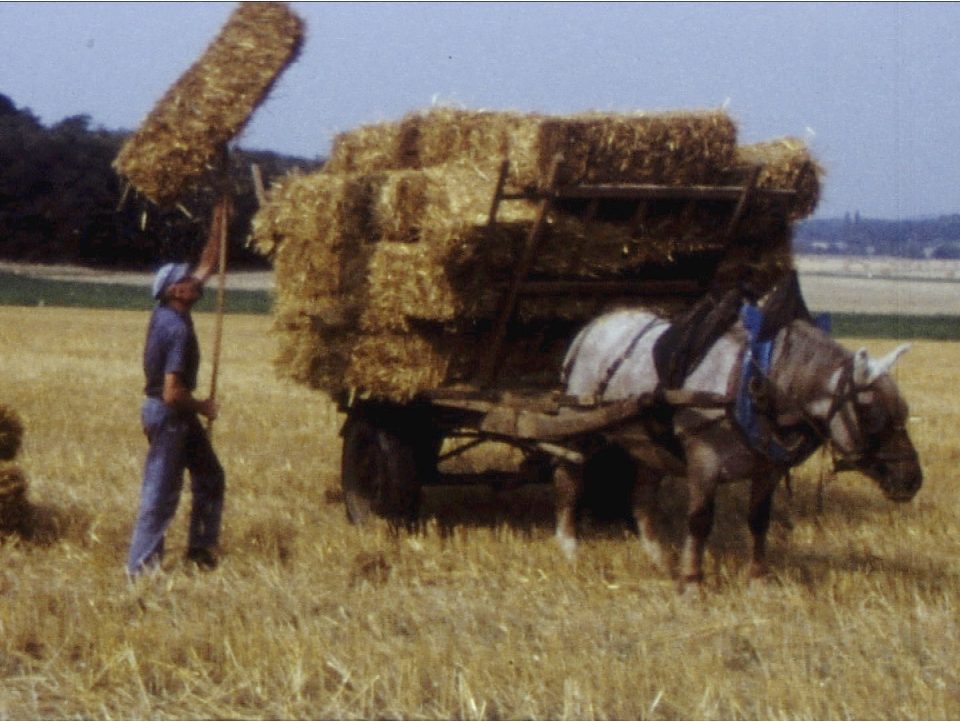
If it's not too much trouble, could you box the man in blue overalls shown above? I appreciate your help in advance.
[126,204,227,575]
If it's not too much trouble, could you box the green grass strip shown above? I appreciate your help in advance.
[828,313,960,340]
[0,271,271,314]
[2,272,959,339]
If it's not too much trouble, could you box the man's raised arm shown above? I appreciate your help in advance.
[193,197,231,283]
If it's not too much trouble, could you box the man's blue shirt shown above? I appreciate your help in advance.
[143,305,200,398]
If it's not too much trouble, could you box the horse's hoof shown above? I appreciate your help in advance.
[677,573,705,598]
[748,567,781,594]
[641,538,675,575]
[748,562,770,580]
[556,534,577,561]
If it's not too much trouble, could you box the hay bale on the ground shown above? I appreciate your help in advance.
[114,2,304,206]
[0,403,23,461]
[0,463,28,533]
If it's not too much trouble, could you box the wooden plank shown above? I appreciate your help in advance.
[480,396,648,440]
[660,389,731,407]
[486,159,511,227]
[500,183,796,203]
[515,279,704,296]
[629,199,649,236]
[561,197,599,274]
[502,183,794,203]
[480,155,563,386]
[719,165,761,245]
[555,182,792,202]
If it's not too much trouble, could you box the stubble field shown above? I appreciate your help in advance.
[1,301,959,719]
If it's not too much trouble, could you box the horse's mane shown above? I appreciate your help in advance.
[774,319,850,400]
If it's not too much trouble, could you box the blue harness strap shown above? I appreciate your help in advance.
[735,303,792,464]
[734,305,831,466]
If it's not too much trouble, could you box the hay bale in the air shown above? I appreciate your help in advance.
[0,403,23,461]
[325,107,738,189]
[114,2,304,206]
[0,463,28,533]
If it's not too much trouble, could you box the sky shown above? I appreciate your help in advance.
[1,1,959,220]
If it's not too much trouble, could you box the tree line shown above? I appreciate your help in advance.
[0,93,321,269]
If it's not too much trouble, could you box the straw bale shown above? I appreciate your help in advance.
[271,313,352,391]
[324,107,737,189]
[114,2,304,206]
[412,108,526,171]
[712,225,795,298]
[0,404,23,461]
[344,333,454,402]
[252,171,380,322]
[369,164,493,243]
[526,110,737,188]
[734,138,823,221]
[343,324,583,401]
[324,109,529,176]
[360,235,467,332]
[0,463,27,533]
[264,173,348,300]
[325,122,408,174]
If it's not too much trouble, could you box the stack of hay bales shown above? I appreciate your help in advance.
[251,107,822,402]
[114,2,305,207]
[0,403,28,534]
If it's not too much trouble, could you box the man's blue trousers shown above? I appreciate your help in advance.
[127,398,224,574]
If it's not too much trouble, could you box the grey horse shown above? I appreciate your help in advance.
[558,307,922,589]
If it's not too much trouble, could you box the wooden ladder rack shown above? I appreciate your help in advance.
[477,160,780,387]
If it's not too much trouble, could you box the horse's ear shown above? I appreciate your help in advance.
[855,343,911,386]
[869,343,911,382]
[853,347,872,386]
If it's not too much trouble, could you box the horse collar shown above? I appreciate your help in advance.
[733,303,820,467]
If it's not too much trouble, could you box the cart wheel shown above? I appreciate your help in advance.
[341,415,421,526]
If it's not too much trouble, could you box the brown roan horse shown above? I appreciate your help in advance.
[558,308,923,589]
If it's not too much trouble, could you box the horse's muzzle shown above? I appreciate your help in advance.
[880,459,923,503]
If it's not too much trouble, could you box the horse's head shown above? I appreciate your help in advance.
[831,344,922,502]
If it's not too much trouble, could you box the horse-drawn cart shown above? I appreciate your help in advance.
[337,161,797,524]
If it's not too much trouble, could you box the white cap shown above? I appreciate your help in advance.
[151,262,191,300]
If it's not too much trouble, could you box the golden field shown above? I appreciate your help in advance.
[0,304,958,719]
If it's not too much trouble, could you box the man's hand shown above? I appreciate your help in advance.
[194,196,231,283]
[197,397,220,422]
[163,373,219,420]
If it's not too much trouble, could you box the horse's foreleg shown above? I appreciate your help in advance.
[553,462,581,560]
[679,485,716,589]
[748,474,778,579]
[632,469,673,574]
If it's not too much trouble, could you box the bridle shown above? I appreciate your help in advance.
[789,353,917,474]
[743,327,916,475]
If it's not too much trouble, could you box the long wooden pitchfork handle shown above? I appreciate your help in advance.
[207,196,230,436]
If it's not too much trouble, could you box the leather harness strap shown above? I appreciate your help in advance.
[595,317,666,399]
